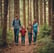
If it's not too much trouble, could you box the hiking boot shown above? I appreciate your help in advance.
[33,42,36,45]
[15,43,18,46]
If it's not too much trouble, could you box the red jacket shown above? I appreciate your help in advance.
[20,28,26,36]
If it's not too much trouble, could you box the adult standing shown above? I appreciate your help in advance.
[12,16,21,45]
[33,19,38,45]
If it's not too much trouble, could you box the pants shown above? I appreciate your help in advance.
[21,35,25,44]
[33,32,37,43]
[28,33,32,44]
[14,29,19,43]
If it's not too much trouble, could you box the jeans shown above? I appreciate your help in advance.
[21,36,25,44]
[33,32,37,43]
[28,33,32,44]
[14,29,19,43]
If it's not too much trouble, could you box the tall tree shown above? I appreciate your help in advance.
[33,0,39,23]
[28,0,29,25]
[51,0,54,40]
[2,0,8,45]
[48,0,52,26]
[44,0,46,24]
[29,0,32,23]
[40,0,43,25]
[23,0,26,27]
[14,0,19,17]
[36,0,39,23]
[9,0,11,30]
[0,0,2,27]
[33,0,35,19]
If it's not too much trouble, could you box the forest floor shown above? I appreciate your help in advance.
[0,35,38,53]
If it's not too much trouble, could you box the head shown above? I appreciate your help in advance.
[33,18,37,24]
[22,25,25,29]
[15,16,19,20]
[34,18,37,23]
[29,21,32,26]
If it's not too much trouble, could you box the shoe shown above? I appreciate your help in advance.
[15,43,18,46]
[33,42,36,45]
[29,43,31,45]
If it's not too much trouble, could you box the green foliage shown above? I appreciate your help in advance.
[0,28,3,46]
[7,30,13,44]
[38,24,51,40]
[0,27,2,39]
[37,40,54,53]
[33,36,54,53]
[0,28,13,46]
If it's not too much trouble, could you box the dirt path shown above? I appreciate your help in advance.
[0,35,37,53]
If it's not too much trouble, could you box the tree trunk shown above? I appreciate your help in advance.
[40,0,43,25]
[29,0,32,23]
[51,0,54,40]
[48,0,52,26]
[0,0,2,27]
[33,0,35,19]
[28,0,29,25]
[14,0,19,17]
[2,0,8,45]
[44,0,46,24]
[9,0,11,30]
[36,0,39,23]
[23,0,26,27]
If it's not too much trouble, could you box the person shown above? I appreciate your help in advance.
[12,16,21,45]
[27,22,32,45]
[20,25,26,46]
[33,19,38,45]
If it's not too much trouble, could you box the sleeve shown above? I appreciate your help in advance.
[25,29,26,32]
[12,20,14,27]
[20,30,22,32]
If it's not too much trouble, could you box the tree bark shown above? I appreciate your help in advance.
[9,0,11,30]
[2,0,8,45]
[33,0,35,19]
[0,0,2,27]
[51,0,54,40]
[36,0,39,23]
[40,0,43,25]
[28,0,29,25]
[44,0,46,24]
[14,0,19,17]
[23,0,26,27]
[48,0,52,26]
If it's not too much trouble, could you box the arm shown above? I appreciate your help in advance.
[12,20,15,27]
[19,20,21,27]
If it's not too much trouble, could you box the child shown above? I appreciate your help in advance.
[27,22,32,45]
[20,25,26,45]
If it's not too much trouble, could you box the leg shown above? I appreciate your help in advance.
[35,32,37,42]
[30,33,32,44]
[14,29,17,43]
[33,32,36,42]
[23,36,25,45]
[16,29,19,43]
[33,32,37,44]
[21,36,23,44]
[28,33,31,45]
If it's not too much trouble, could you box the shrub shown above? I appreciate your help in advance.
[37,24,51,40]
[6,29,13,44]
[37,42,54,53]
[33,36,54,53]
